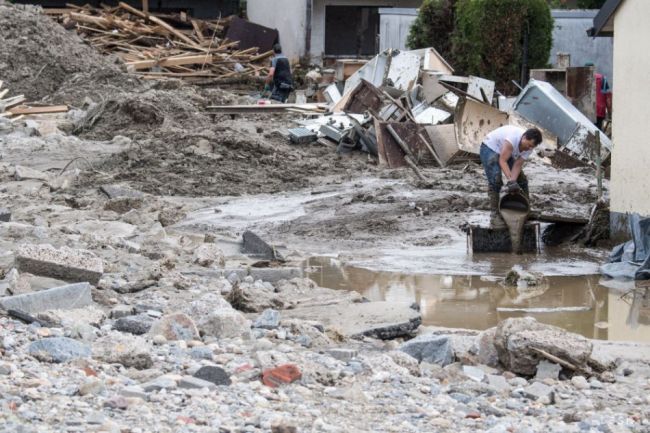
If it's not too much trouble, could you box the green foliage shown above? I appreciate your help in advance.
[451,0,553,93]
[577,0,607,8]
[406,0,456,61]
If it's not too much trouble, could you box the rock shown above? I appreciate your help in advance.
[28,337,91,363]
[262,364,302,387]
[15,165,48,181]
[148,313,199,341]
[189,346,213,360]
[523,382,555,403]
[193,243,225,268]
[494,317,592,376]
[158,207,186,227]
[285,301,421,340]
[2,268,31,295]
[399,335,453,366]
[152,334,167,345]
[109,305,135,319]
[100,184,144,199]
[327,348,358,362]
[92,333,153,369]
[486,374,510,393]
[113,314,154,335]
[193,365,232,386]
[242,230,282,260]
[248,267,303,283]
[535,360,561,381]
[120,385,148,400]
[141,376,178,392]
[462,365,485,382]
[476,327,500,367]
[0,207,11,222]
[253,309,281,330]
[15,244,103,284]
[0,282,92,314]
[571,375,589,390]
[185,295,251,339]
[78,378,105,396]
[178,376,217,390]
[104,197,143,214]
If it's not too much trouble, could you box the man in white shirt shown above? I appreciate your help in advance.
[479,125,542,226]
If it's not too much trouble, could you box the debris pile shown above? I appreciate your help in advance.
[61,3,273,82]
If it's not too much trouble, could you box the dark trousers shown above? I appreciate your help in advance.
[479,143,528,193]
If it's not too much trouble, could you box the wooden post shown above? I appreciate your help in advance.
[595,131,603,200]
[142,0,149,14]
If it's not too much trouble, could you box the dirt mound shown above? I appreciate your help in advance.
[0,3,122,100]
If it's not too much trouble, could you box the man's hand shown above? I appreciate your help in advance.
[505,180,521,193]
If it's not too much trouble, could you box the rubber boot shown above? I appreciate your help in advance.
[489,190,506,228]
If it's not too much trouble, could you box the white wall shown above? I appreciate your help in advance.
[247,0,307,63]
[310,0,422,64]
[610,0,650,217]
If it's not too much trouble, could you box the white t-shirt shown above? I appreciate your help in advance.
[484,125,532,160]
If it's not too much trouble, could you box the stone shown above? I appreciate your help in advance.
[92,333,153,369]
[186,297,251,339]
[0,207,11,222]
[104,197,143,214]
[120,385,148,400]
[535,360,561,381]
[141,376,178,392]
[15,244,103,284]
[193,243,225,268]
[494,317,592,376]
[103,396,129,410]
[571,375,589,390]
[113,314,154,335]
[193,365,232,386]
[148,313,199,341]
[477,327,500,367]
[78,378,105,396]
[253,309,281,330]
[248,267,303,283]
[109,305,135,319]
[189,346,213,360]
[100,184,144,199]
[399,335,453,366]
[0,282,92,314]
[262,364,302,387]
[242,230,282,260]
[523,382,555,403]
[15,165,48,181]
[28,337,91,363]
[462,365,486,382]
[486,374,510,393]
[178,376,217,390]
[285,301,421,340]
[327,348,358,362]
[158,207,186,227]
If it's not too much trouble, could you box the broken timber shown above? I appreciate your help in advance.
[206,103,327,115]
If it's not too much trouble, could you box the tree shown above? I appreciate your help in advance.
[576,0,607,8]
[452,0,553,94]
[406,0,456,62]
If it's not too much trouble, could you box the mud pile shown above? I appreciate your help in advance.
[0,2,124,101]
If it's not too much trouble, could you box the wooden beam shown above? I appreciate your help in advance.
[126,54,213,70]
[142,0,149,14]
[8,105,69,115]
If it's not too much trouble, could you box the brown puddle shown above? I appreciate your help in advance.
[304,257,650,343]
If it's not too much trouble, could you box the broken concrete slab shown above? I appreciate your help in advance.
[0,282,92,314]
[399,334,453,365]
[242,231,284,261]
[283,301,421,340]
[15,244,103,284]
[15,165,48,181]
[248,267,302,283]
[99,184,145,199]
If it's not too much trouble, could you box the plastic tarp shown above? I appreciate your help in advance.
[601,214,650,280]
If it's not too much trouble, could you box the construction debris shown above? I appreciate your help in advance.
[61,3,273,82]
[0,81,67,119]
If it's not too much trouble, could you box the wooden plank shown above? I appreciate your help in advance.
[8,105,69,115]
[0,95,26,110]
[126,54,213,70]
[142,0,149,14]
[206,103,327,114]
[0,89,8,100]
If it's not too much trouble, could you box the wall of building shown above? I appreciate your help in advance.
[310,0,422,64]
[378,8,417,51]
[551,10,613,85]
[610,0,650,223]
[246,0,307,63]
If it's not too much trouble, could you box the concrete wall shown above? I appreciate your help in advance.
[310,0,422,64]
[551,10,614,85]
[247,0,307,63]
[379,8,417,51]
[610,0,650,220]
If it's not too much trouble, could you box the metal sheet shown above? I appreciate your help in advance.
[344,50,420,95]
[414,106,452,125]
[375,121,433,168]
[342,79,384,114]
[566,66,596,122]
[455,98,508,155]
[424,124,458,166]
[225,17,279,52]
[467,76,495,105]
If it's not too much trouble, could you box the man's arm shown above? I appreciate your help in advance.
[499,140,515,181]
[265,67,275,84]
[510,157,525,180]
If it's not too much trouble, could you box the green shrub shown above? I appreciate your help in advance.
[452,0,553,93]
[406,0,456,61]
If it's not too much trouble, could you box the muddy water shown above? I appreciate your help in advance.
[501,208,528,254]
[305,257,650,343]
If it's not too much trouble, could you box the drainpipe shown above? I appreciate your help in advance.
[305,0,313,62]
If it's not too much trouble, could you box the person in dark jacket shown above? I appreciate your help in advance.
[266,44,293,103]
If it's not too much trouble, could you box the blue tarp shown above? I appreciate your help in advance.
[601,214,650,280]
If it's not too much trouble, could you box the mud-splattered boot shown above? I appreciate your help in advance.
[489,190,506,228]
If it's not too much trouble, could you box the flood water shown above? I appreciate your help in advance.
[305,257,650,343]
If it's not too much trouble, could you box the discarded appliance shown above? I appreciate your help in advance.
[423,124,475,167]
[530,66,596,121]
[512,79,612,166]
[288,127,317,144]
[454,98,508,155]
[344,49,421,95]
[374,121,441,169]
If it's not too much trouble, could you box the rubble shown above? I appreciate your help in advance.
[0,282,92,314]
[15,244,103,284]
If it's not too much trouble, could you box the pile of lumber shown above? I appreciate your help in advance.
[0,80,68,120]
[60,2,272,82]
